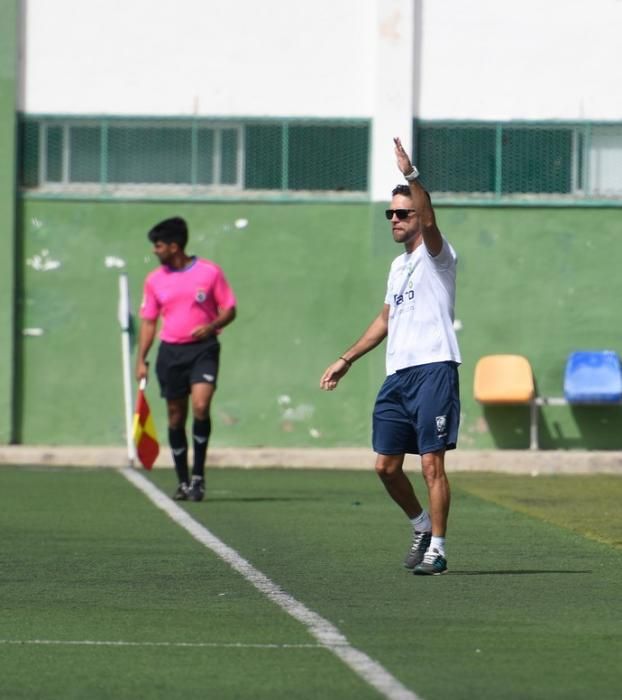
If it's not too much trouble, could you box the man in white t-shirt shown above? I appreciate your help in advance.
[320,137,461,576]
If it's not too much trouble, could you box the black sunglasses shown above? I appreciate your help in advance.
[385,209,416,220]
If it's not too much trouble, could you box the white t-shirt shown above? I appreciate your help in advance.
[384,237,461,375]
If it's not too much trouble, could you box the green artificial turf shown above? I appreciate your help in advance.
[1,465,620,700]
[451,472,622,548]
[0,467,376,700]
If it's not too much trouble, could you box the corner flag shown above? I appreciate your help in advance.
[132,380,159,470]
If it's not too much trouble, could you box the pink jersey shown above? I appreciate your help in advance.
[140,257,236,344]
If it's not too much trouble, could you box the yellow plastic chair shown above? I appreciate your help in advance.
[473,354,535,404]
[473,354,538,448]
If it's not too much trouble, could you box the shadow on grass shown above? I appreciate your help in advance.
[450,569,592,576]
[202,496,322,504]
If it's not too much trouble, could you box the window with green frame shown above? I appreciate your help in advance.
[415,122,576,196]
[18,117,369,195]
[19,119,244,189]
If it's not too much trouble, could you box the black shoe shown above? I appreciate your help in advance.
[173,482,189,501]
[413,549,448,576]
[403,530,432,570]
[188,476,205,502]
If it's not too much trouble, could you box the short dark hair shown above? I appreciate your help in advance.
[391,184,432,205]
[391,184,411,197]
[148,217,188,248]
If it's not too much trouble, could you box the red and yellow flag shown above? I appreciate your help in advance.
[132,387,159,470]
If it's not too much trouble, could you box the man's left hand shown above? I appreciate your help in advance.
[191,324,214,340]
[394,136,413,176]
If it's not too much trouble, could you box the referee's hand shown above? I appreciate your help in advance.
[191,324,215,340]
[136,359,149,383]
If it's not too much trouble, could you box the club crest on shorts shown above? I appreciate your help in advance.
[195,288,207,303]
[435,415,447,437]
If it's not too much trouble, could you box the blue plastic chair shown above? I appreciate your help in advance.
[563,350,622,403]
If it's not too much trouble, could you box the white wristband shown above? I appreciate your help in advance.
[404,167,419,182]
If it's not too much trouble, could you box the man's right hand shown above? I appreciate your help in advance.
[320,358,351,391]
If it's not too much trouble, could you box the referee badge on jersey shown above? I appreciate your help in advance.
[195,288,207,303]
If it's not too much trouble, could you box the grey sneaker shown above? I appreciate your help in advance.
[188,476,205,502]
[403,530,432,570]
[173,482,189,501]
[413,549,448,576]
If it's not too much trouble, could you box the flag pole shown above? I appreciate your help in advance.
[118,272,136,467]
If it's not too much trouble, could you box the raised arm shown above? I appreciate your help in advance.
[394,137,443,257]
[320,306,389,391]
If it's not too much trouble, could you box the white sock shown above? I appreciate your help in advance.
[410,510,431,532]
[430,536,445,555]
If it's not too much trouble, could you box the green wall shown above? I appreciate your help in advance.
[0,0,18,443]
[14,199,622,450]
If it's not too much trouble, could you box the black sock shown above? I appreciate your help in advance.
[168,427,189,484]
[192,417,211,479]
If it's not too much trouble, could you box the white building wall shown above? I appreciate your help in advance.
[418,0,622,121]
[20,0,376,118]
[371,0,416,199]
[17,0,622,200]
[20,0,622,121]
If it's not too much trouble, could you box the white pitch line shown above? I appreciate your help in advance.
[0,639,321,649]
[121,468,421,700]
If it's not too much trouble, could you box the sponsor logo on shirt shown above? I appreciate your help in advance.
[394,289,415,306]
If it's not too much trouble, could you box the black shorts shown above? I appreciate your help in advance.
[155,338,221,400]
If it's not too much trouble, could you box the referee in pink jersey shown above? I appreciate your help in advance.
[136,217,237,501]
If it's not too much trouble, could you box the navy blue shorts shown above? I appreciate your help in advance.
[372,361,460,456]
[156,338,220,400]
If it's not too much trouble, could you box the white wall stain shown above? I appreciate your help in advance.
[277,395,315,424]
[282,404,314,422]
[23,328,45,337]
[105,256,126,268]
[26,250,61,271]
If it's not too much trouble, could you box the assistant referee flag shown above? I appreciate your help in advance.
[132,384,159,470]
